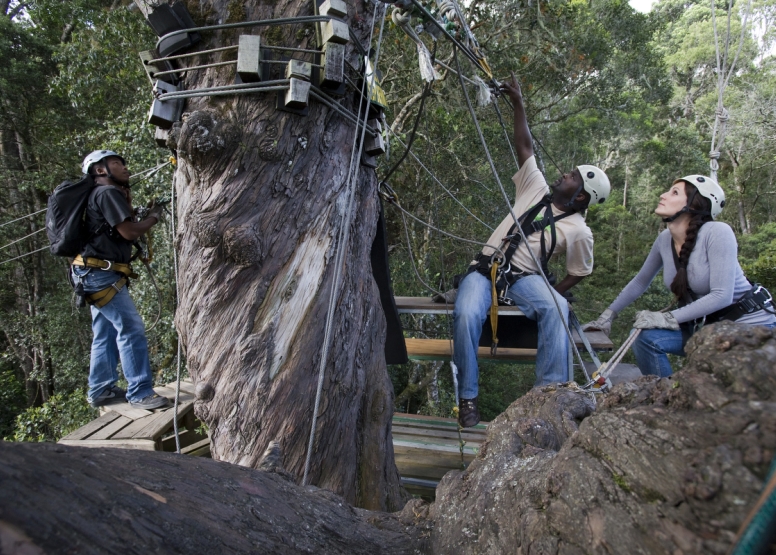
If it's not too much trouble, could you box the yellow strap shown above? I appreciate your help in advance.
[73,255,136,278]
[86,277,127,308]
[490,261,499,355]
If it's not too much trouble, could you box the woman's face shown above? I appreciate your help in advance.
[655,182,688,218]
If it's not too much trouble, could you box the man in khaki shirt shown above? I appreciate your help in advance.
[454,74,611,427]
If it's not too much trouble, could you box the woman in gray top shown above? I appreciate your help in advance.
[583,175,776,377]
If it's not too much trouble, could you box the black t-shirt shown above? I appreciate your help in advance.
[80,185,134,263]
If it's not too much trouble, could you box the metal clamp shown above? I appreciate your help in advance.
[378,181,399,205]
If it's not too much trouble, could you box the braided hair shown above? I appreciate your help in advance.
[670,182,713,302]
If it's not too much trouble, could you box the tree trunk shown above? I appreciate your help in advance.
[134,0,405,510]
[0,442,430,555]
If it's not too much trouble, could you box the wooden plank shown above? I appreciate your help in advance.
[153,386,196,403]
[394,458,467,481]
[131,401,194,440]
[88,415,133,440]
[393,420,487,439]
[60,412,121,441]
[393,412,488,428]
[392,426,486,444]
[110,413,162,440]
[180,437,211,455]
[101,402,153,420]
[571,328,613,350]
[58,439,157,451]
[395,296,524,316]
[185,442,211,458]
[160,429,208,452]
[394,438,479,455]
[178,381,197,395]
[405,338,538,362]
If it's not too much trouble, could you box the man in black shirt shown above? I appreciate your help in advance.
[72,150,169,410]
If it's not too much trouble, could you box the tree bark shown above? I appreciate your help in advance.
[0,442,430,555]
[134,0,404,510]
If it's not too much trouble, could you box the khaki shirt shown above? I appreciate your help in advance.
[481,156,594,277]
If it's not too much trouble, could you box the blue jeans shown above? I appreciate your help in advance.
[632,322,776,378]
[72,267,155,403]
[453,271,570,399]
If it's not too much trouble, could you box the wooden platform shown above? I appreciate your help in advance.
[59,379,210,456]
[396,296,613,361]
[61,388,480,498]
[392,412,487,496]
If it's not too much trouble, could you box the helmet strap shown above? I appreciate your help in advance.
[562,183,585,210]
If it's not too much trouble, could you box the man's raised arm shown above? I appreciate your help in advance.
[500,72,534,167]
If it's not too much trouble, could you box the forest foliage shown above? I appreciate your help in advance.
[0,0,774,437]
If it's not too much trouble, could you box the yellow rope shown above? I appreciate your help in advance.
[490,260,499,355]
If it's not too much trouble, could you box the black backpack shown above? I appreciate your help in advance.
[45,175,96,257]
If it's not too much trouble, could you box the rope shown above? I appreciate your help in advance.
[381,78,434,183]
[170,172,182,454]
[302,2,384,487]
[0,208,45,228]
[130,161,172,185]
[452,48,591,388]
[0,245,48,265]
[0,228,45,251]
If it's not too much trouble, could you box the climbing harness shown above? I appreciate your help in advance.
[71,255,139,308]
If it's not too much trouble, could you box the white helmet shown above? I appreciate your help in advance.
[577,164,610,205]
[82,150,125,175]
[672,175,726,219]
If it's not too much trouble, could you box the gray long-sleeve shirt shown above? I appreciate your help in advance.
[608,222,775,325]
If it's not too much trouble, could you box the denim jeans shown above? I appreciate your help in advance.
[632,321,776,378]
[453,271,570,399]
[72,267,155,403]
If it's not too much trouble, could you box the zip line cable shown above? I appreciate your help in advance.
[0,208,46,228]
[499,95,564,176]
[452,48,592,389]
[302,1,384,487]
[0,228,45,251]
[386,128,493,231]
[492,96,520,172]
[381,81,434,185]
[155,15,368,58]
[0,246,48,265]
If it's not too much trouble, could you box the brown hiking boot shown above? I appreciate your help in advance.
[458,397,480,428]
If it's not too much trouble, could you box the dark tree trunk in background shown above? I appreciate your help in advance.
[133,0,405,510]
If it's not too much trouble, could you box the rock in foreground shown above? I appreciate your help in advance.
[431,322,775,554]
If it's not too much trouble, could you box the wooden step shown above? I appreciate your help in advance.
[395,296,525,316]
[405,338,538,361]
